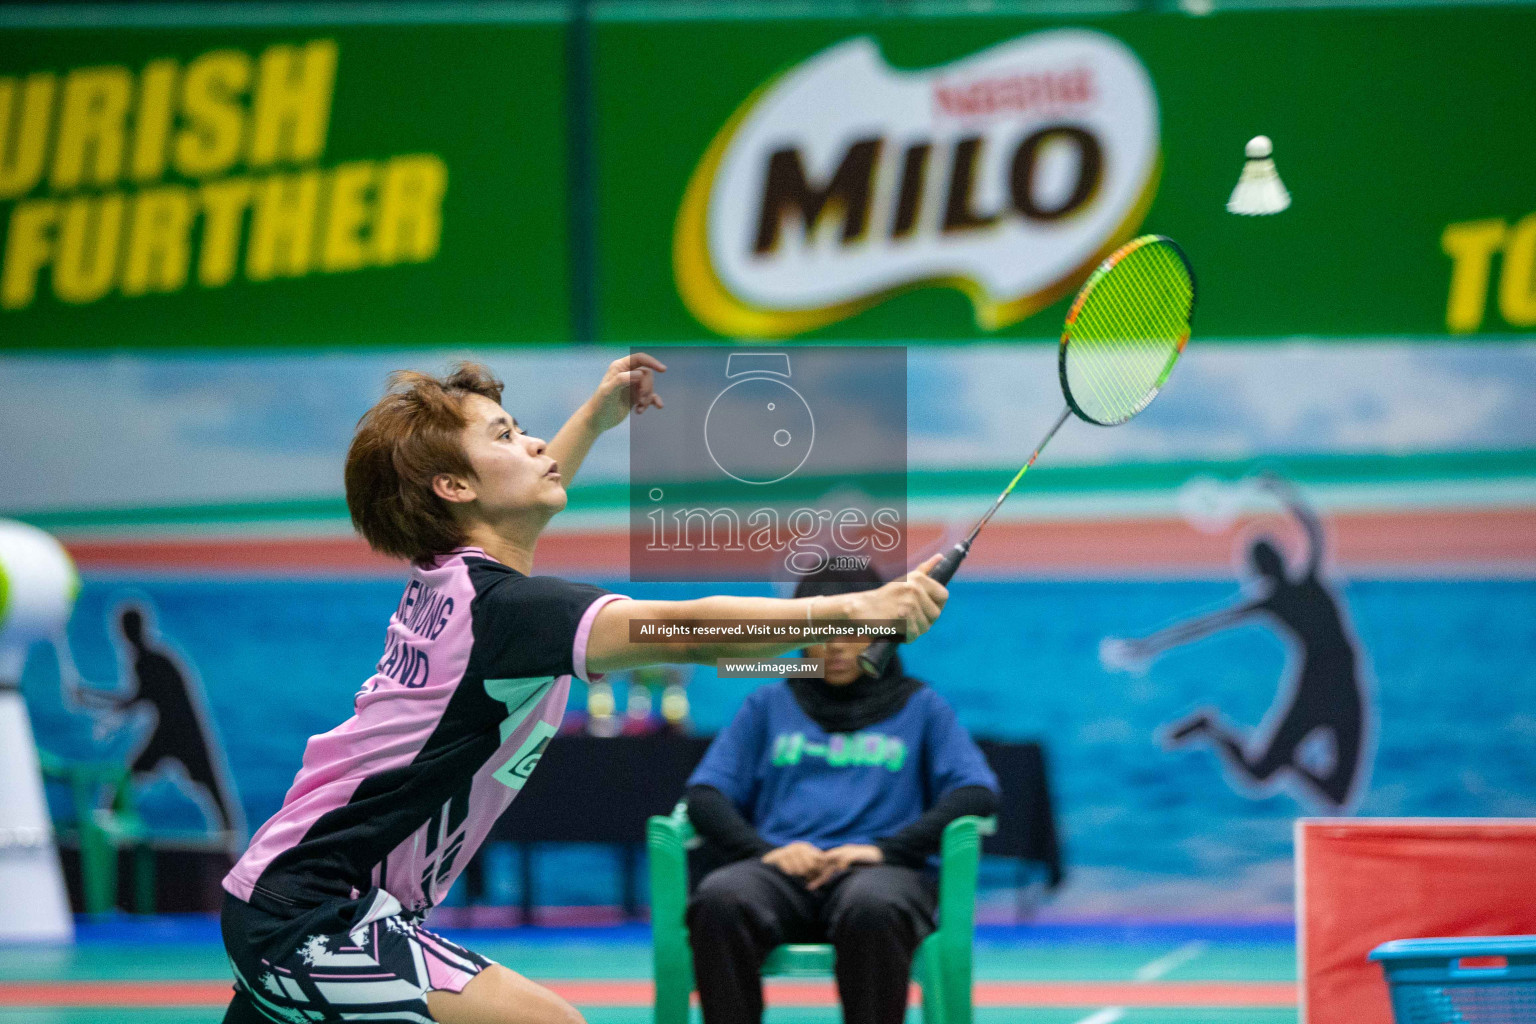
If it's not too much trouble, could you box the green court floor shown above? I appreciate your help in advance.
[0,929,1299,1024]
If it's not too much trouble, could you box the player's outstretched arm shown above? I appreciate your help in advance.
[546,353,666,487]
[584,555,947,674]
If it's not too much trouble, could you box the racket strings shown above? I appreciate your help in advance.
[1073,271,1152,415]
[1064,239,1193,425]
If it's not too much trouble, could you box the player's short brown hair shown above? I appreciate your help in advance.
[345,363,505,563]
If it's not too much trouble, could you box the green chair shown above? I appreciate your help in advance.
[37,753,155,914]
[648,805,995,1024]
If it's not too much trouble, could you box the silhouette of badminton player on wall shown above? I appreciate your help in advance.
[76,603,245,843]
[1103,474,1371,812]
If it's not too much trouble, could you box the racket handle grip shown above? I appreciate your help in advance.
[925,540,970,586]
[856,541,970,677]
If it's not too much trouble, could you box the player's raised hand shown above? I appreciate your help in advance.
[588,353,666,431]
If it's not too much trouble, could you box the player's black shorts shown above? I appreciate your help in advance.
[221,888,493,1022]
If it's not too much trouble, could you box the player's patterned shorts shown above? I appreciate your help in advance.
[222,888,493,1023]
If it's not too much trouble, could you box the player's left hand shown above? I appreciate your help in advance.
[805,843,883,890]
[587,353,666,431]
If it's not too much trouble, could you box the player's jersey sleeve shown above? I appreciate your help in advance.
[465,560,621,683]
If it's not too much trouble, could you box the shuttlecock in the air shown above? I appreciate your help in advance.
[1227,135,1290,216]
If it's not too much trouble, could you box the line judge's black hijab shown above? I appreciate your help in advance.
[790,565,923,734]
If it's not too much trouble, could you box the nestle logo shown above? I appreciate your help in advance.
[933,68,1094,118]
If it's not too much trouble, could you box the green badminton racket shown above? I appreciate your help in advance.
[860,234,1197,676]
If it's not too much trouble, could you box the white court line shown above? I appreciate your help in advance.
[1072,1009,1126,1024]
[1135,940,1211,981]
[1068,940,1210,1024]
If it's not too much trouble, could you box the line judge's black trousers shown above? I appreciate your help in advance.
[686,858,938,1024]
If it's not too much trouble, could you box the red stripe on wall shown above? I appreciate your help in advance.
[61,507,1536,575]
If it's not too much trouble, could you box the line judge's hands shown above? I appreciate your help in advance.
[587,353,666,432]
[805,844,883,890]
[761,841,826,880]
[845,553,949,641]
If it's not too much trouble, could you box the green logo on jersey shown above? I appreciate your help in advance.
[771,730,906,772]
[494,720,557,791]
[486,676,557,790]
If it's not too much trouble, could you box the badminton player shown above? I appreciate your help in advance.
[218,357,947,1024]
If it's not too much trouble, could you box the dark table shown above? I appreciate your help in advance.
[486,733,1062,921]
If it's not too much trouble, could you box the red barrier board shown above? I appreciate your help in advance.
[1297,819,1536,1024]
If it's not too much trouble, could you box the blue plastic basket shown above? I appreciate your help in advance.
[1369,936,1536,1024]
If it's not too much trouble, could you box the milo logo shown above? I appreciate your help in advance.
[675,30,1160,337]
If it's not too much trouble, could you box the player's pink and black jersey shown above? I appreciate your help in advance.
[224,548,626,914]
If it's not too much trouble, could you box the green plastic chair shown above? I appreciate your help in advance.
[37,752,155,914]
[647,806,996,1024]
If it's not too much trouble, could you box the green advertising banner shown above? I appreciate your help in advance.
[0,10,570,349]
[593,5,1536,342]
